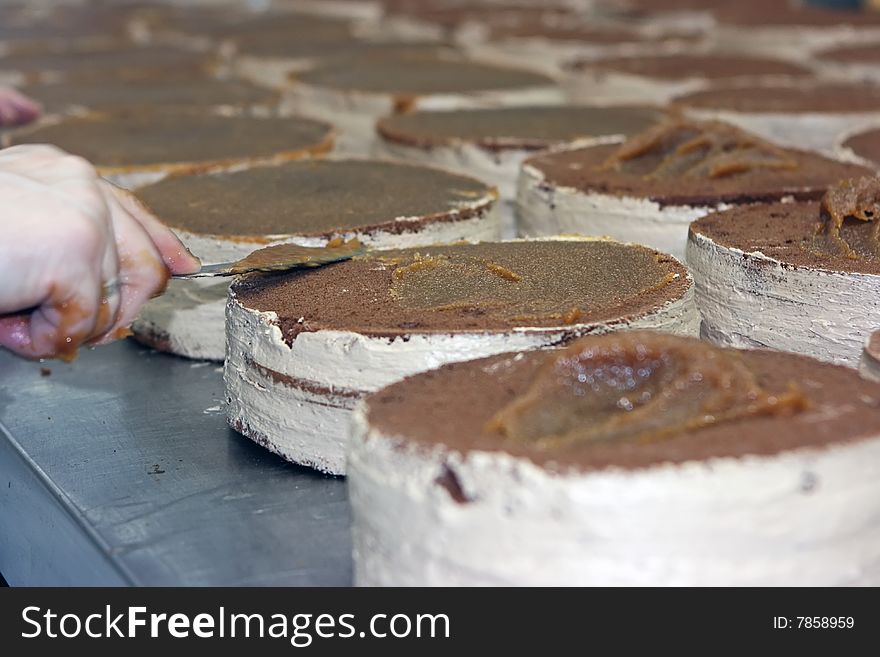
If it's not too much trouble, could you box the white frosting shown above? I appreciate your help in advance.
[224,238,700,474]
[133,205,503,362]
[682,106,880,158]
[517,161,719,259]
[348,403,880,586]
[283,79,565,155]
[860,333,880,383]
[687,229,880,366]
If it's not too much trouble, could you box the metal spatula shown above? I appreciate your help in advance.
[173,238,365,279]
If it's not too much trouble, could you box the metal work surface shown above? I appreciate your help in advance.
[0,340,352,586]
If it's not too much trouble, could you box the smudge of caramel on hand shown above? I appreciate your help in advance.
[228,238,364,274]
[599,119,799,180]
[814,176,880,260]
[486,332,808,447]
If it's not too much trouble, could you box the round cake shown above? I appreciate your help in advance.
[376,104,666,238]
[837,126,880,170]
[225,238,698,474]
[687,177,880,365]
[672,82,880,156]
[284,55,564,153]
[132,159,501,361]
[233,36,453,89]
[562,53,813,105]
[0,44,221,86]
[5,110,334,189]
[349,330,880,585]
[861,331,880,383]
[517,119,872,259]
[18,77,280,118]
[711,3,880,59]
[814,43,880,84]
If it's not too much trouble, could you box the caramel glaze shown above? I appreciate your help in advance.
[600,119,798,180]
[487,332,806,447]
[813,176,880,260]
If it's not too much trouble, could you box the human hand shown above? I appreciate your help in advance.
[0,144,200,360]
[0,87,41,126]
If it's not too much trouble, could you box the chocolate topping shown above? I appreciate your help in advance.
[135,159,495,237]
[8,112,332,169]
[365,333,880,472]
[232,240,688,339]
[527,120,871,207]
[377,105,666,150]
[569,53,812,80]
[673,83,880,114]
[20,78,278,115]
[294,57,555,95]
[237,36,453,62]
[600,120,797,180]
[690,196,880,276]
[486,332,806,447]
[843,128,880,169]
[818,44,880,64]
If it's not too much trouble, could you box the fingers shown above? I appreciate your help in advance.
[106,183,201,275]
[0,87,42,127]
[91,183,172,344]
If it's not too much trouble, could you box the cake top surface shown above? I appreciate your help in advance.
[377,105,665,150]
[817,43,880,64]
[843,128,880,169]
[568,53,812,80]
[168,10,353,40]
[365,331,880,472]
[0,44,218,81]
[690,176,880,276]
[19,77,278,115]
[294,56,556,95]
[713,3,880,27]
[237,36,452,61]
[673,82,880,113]
[135,159,495,237]
[526,119,871,206]
[231,239,689,338]
[8,112,332,170]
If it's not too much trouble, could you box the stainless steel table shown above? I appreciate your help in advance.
[0,340,352,586]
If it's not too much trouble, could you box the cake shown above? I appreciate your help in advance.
[349,330,880,585]
[687,176,880,365]
[132,158,501,361]
[837,126,880,170]
[672,82,880,156]
[0,43,222,87]
[711,3,880,59]
[284,54,564,153]
[517,119,871,259]
[861,331,880,383]
[5,110,334,189]
[225,237,698,474]
[18,77,280,119]
[814,44,880,84]
[562,53,813,105]
[376,104,666,237]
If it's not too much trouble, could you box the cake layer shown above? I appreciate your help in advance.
[7,112,333,182]
[688,190,880,365]
[349,332,880,585]
[517,120,870,257]
[225,238,698,473]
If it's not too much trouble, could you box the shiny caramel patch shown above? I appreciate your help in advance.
[600,119,798,180]
[812,176,880,260]
[486,332,807,447]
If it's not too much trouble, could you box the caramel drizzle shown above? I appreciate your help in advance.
[600,119,799,180]
[816,176,880,260]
